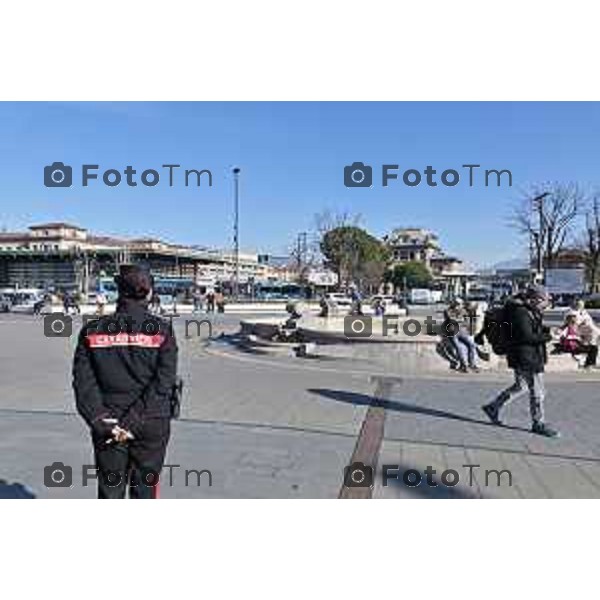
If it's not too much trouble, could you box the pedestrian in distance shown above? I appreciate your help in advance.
[372,296,385,316]
[349,286,363,316]
[150,291,161,315]
[73,292,83,315]
[192,288,204,314]
[63,291,79,316]
[206,290,215,313]
[318,295,330,318]
[73,264,179,499]
[482,285,560,438]
[214,289,225,313]
[33,294,48,316]
[95,291,107,316]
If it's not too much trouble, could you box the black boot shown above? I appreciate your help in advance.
[531,422,560,438]
[482,403,503,426]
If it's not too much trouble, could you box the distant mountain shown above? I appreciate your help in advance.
[475,257,529,275]
[491,258,529,271]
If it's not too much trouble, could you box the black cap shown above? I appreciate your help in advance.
[114,265,153,300]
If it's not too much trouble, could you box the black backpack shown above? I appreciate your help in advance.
[481,305,512,356]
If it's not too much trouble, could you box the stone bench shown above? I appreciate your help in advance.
[238,316,585,374]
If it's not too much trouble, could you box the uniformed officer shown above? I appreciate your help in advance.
[73,265,178,498]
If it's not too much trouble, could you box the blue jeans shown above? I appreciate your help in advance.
[451,332,477,368]
[490,369,545,425]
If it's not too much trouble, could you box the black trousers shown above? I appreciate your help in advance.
[92,418,171,499]
[574,344,598,367]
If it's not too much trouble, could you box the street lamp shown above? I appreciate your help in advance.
[531,192,550,283]
[232,167,241,300]
[531,231,540,283]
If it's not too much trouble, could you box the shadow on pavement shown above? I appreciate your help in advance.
[383,463,480,499]
[308,387,529,433]
[0,479,36,499]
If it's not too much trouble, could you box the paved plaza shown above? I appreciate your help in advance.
[1,313,600,498]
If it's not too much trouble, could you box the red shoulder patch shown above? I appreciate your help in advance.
[86,333,165,348]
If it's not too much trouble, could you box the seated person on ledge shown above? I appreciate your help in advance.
[556,314,598,369]
[444,297,479,373]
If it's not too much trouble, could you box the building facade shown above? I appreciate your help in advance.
[384,228,441,266]
[0,222,281,292]
[383,227,475,297]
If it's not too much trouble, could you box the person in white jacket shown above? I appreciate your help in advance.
[567,299,600,346]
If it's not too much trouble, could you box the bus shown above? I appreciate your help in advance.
[98,275,200,304]
[154,277,196,302]
[96,277,119,303]
[254,281,307,300]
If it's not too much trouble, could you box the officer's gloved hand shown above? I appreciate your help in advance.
[120,411,143,440]
[92,416,119,439]
[112,426,134,443]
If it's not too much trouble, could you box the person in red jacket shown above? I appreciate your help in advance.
[73,264,178,499]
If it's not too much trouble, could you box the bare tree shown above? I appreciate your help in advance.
[359,259,388,294]
[581,195,600,293]
[314,209,362,237]
[509,183,584,269]
[309,210,363,277]
[287,231,320,283]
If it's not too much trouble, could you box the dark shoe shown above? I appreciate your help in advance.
[482,403,503,426]
[458,365,469,373]
[531,422,560,438]
[477,349,491,362]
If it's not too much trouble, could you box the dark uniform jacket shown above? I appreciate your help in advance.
[505,297,549,373]
[73,298,178,437]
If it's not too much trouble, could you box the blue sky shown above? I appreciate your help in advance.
[0,101,599,267]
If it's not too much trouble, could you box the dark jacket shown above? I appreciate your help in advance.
[505,297,549,373]
[73,298,178,436]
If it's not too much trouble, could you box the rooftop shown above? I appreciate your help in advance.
[28,222,87,231]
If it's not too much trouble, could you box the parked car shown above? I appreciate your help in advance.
[409,289,433,305]
[10,289,45,314]
[325,292,352,307]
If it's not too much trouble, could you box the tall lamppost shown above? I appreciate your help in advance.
[531,192,549,283]
[232,167,241,299]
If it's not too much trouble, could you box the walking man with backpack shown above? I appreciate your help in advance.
[481,285,560,438]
